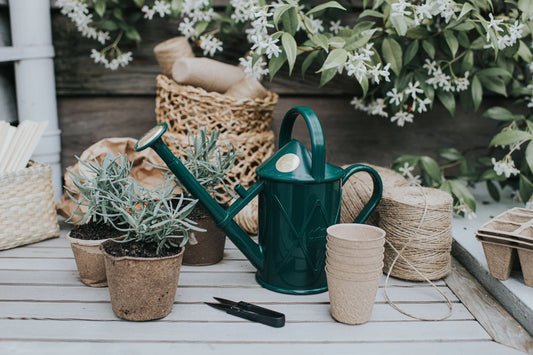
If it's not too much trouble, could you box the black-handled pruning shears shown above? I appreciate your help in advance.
[205,297,285,328]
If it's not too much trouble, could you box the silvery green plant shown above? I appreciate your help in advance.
[65,153,133,225]
[106,179,204,255]
[169,127,239,204]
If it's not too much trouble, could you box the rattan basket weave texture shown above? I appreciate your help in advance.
[0,161,59,250]
[155,74,279,204]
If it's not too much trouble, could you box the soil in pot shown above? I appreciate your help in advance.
[183,204,226,266]
[68,221,123,287]
[101,239,184,321]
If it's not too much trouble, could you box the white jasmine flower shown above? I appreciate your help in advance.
[142,5,156,20]
[492,157,520,178]
[390,111,414,127]
[527,97,533,109]
[407,174,422,184]
[308,15,324,33]
[415,3,432,24]
[398,162,414,177]
[368,99,389,117]
[423,59,438,75]
[199,35,223,56]
[153,1,171,17]
[117,52,133,67]
[391,0,411,17]
[415,97,431,113]
[386,88,403,106]
[329,20,343,34]
[178,18,196,39]
[487,13,504,41]
[509,20,524,41]
[239,55,269,80]
[264,38,282,59]
[405,81,423,100]
[90,49,105,64]
[455,72,470,92]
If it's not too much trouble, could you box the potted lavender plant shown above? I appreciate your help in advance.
[65,153,132,287]
[167,127,239,266]
[100,180,203,321]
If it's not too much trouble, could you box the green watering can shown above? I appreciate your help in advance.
[135,106,383,294]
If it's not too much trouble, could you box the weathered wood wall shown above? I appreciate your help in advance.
[48,8,501,171]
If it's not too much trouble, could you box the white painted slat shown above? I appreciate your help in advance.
[0,302,474,322]
[0,247,74,258]
[0,270,446,289]
[0,319,491,342]
[0,341,521,355]
[0,285,459,303]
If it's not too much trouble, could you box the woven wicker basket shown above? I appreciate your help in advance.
[0,161,59,250]
[155,74,279,204]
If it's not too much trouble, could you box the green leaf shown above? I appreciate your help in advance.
[382,37,402,76]
[471,75,482,111]
[406,27,430,40]
[273,4,291,27]
[320,68,337,87]
[94,0,106,17]
[437,91,456,116]
[520,174,533,203]
[490,130,533,147]
[133,0,144,7]
[449,180,476,211]
[125,28,141,42]
[443,31,459,57]
[282,8,298,36]
[462,50,474,71]
[486,180,500,202]
[359,10,383,18]
[478,76,507,97]
[281,32,297,75]
[358,75,369,97]
[328,36,346,48]
[306,1,346,16]
[476,68,512,80]
[319,48,347,71]
[420,156,442,182]
[422,39,435,59]
[436,148,463,161]
[390,15,408,36]
[344,29,375,51]
[458,3,475,21]
[518,0,533,14]
[403,40,418,66]
[518,41,533,63]
[100,20,119,31]
[310,34,329,52]
[482,107,525,121]
[269,51,287,80]
[525,141,533,174]
[302,51,319,78]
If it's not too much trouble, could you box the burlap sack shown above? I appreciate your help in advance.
[57,137,167,221]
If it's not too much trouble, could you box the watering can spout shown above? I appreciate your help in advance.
[134,123,265,271]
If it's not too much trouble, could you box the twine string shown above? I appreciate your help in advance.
[382,184,453,321]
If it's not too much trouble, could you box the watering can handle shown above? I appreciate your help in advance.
[278,106,326,181]
[342,164,383,223]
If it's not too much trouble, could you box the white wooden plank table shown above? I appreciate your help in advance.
[0,223,528,355]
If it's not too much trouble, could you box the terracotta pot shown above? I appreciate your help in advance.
[183,214,226,266]
[101,240,185,321]
[67,232,113,287]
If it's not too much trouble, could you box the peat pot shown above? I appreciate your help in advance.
[183,209,226,265]
[67,223,122,287]
[101,239,185,321]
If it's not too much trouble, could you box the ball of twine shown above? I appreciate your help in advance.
[341,164,409,226]
[379,185,453,281]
